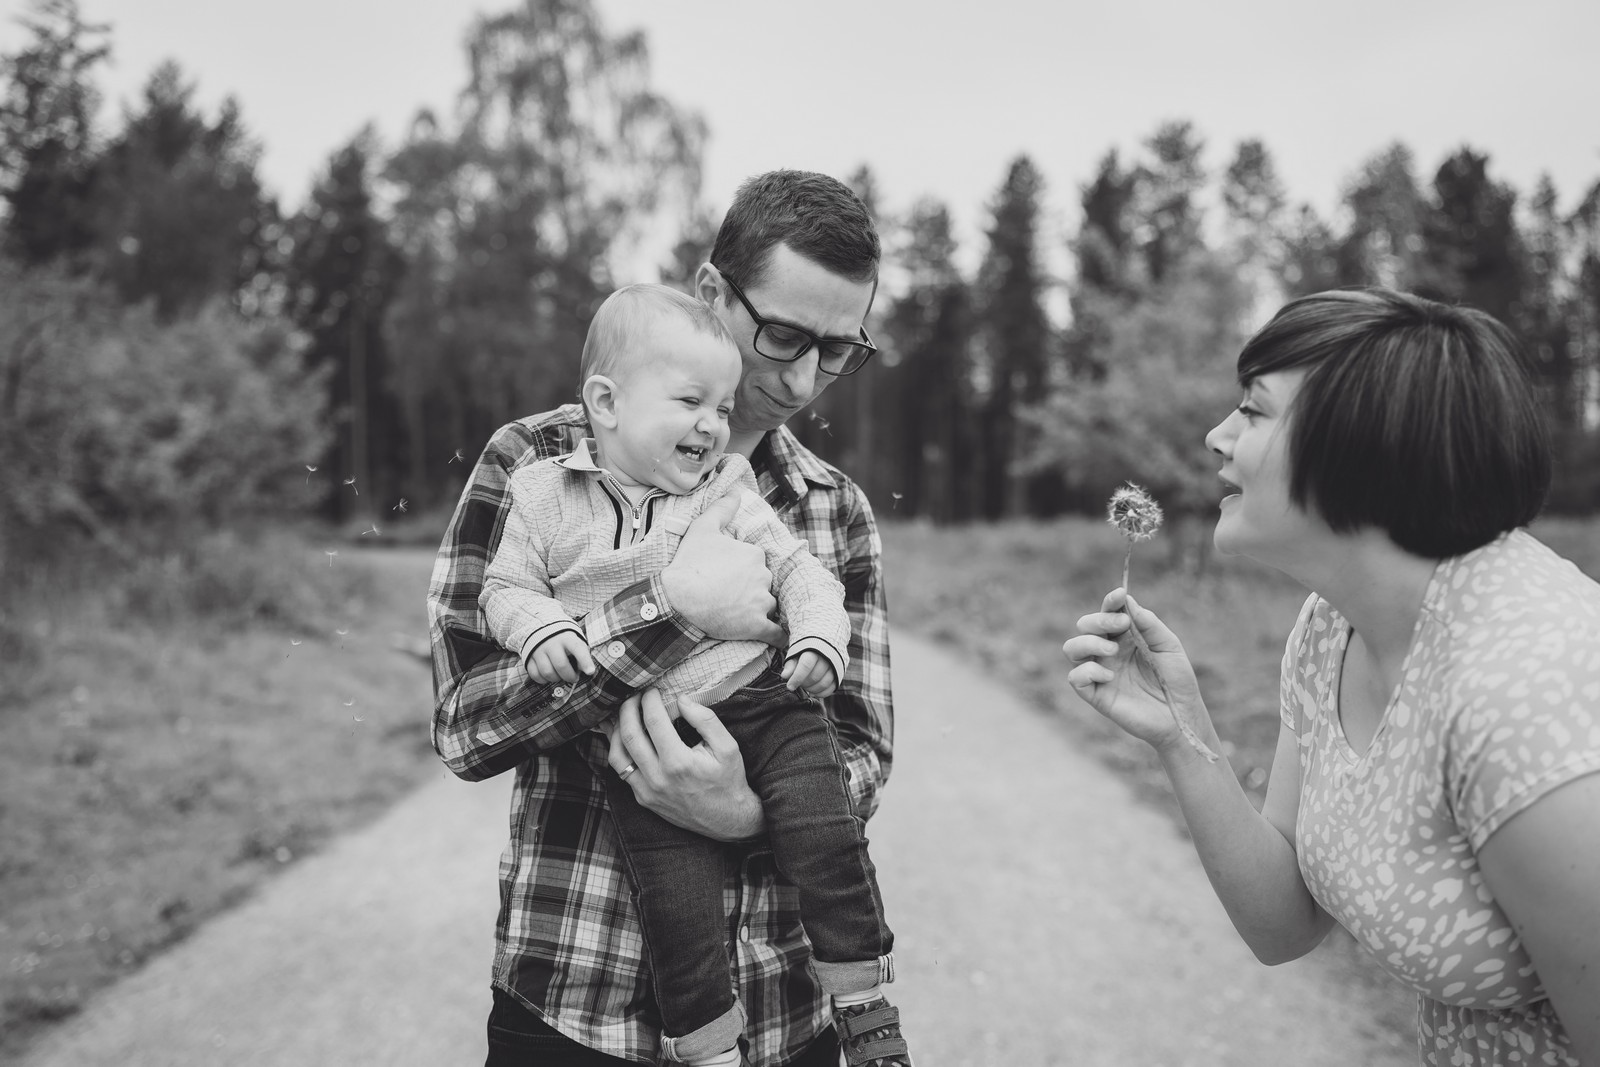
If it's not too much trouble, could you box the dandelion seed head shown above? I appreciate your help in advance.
[1108,483,1164,543]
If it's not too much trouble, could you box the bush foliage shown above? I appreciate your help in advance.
[0,261,330,572]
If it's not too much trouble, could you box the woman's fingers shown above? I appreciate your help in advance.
[1067,661,1115,689]
[1123,593,1184,656]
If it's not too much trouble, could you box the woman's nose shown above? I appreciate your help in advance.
[1204,414,1233,456]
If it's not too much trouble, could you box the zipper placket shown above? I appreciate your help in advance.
[599,474,662,547]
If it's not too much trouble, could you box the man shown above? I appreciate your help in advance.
[429,170,897,1066]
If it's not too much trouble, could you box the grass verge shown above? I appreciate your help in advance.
[0,528,440,1061]
[878,512,1600,1053]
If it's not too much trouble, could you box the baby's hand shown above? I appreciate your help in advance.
[781,649,837,698]
[527,631,595,685]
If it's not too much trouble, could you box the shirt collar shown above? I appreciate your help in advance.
[555,438,605,473]
[755,425,838,507]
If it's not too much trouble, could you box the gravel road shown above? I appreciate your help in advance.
[18,631,1415,1066]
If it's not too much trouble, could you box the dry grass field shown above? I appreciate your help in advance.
[0,530,441,1060]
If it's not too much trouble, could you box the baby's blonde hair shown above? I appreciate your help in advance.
[579,284,736,397]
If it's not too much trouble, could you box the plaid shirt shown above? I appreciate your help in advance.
[428,403,894,1065]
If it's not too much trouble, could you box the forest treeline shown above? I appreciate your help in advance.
[3,0,1598,578]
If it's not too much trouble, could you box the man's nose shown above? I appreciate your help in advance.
[779,347,821,398]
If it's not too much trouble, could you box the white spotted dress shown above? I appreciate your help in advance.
[1280,530,1600,1066]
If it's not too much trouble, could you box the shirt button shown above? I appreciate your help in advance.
[606,641,626,658]
[639,602,659,621]
[739,925,750,943]
[551,685,567,698]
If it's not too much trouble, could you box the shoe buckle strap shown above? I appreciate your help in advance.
[844,1036,911,1064]
[839,1004,900,1039]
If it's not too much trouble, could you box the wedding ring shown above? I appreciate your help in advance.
[619,763,637,781]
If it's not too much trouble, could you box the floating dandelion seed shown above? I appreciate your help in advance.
[325,550,338,566]
[1104,483,1218,763]
[343,477,359,496]
[304,464,318,485]
[343,699,355,707]
[808,412,832,436]
[449,449,466,464]
[360,523,380,537]
[890,491,903,510]
[336,627,349,636]
[392,498,409,513]
[289,639,302,647]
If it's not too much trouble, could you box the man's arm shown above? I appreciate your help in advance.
[429,422,764,781]
[815,483,894,819]
[724,483,850,686]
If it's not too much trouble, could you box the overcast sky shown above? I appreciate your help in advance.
[4,0,1597,277]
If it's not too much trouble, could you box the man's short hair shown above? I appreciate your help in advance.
[580,283,735,390]
[1236,287,1550,558]
[709,170,880,289]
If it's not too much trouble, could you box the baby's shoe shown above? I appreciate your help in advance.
[833,997,912,1066]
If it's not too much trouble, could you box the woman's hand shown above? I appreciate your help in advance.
[1063,588,1209,755]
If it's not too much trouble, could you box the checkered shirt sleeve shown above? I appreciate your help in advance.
[428,406,708,780]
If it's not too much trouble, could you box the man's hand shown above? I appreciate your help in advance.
[526,631,595,684]
[605,689,765,841]
[660,492,783,646]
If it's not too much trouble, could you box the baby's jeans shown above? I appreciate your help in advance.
[599,669,894,1063]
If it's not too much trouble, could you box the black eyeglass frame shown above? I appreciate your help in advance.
[714,268,878,377]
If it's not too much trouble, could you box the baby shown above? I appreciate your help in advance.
[480,283,907,1067]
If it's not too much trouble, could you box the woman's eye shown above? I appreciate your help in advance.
[680,397,700,407]
[1237,403,1261,421]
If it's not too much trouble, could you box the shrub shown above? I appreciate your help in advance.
[0,259,332,575]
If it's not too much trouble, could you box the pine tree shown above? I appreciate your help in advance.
[285,130,407,520]
[974,155,1055,517]
[0,0,109,264]
[1135,121,1207,286]
[88,61,275,319]
[1336,143,1426,289]
[1417,147,1523,325]
[881,198,973,522]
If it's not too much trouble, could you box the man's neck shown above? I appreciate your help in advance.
[726,428,767,460]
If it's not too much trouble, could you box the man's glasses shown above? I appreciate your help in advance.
[717,270,877,377]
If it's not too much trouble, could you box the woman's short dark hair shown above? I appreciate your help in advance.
[709,170,880,289]
[1236,287,1550,558]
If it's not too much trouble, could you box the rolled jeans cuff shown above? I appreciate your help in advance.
[658,999,744,1063]
[811,952,895,996]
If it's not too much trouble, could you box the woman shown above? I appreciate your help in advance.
[1063,288,1599,1065]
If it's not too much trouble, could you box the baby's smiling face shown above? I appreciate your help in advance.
[597,318,742,496]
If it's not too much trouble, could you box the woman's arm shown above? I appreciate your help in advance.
[1065,589,1333,964]
[1475,774,1600,1061]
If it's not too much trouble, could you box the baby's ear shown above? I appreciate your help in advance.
[582,375,620,429]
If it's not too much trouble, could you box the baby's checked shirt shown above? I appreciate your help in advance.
[479,439,850,707]
[427,404,894,1065]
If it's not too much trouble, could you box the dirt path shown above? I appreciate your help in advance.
[18,598,1415,1065]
